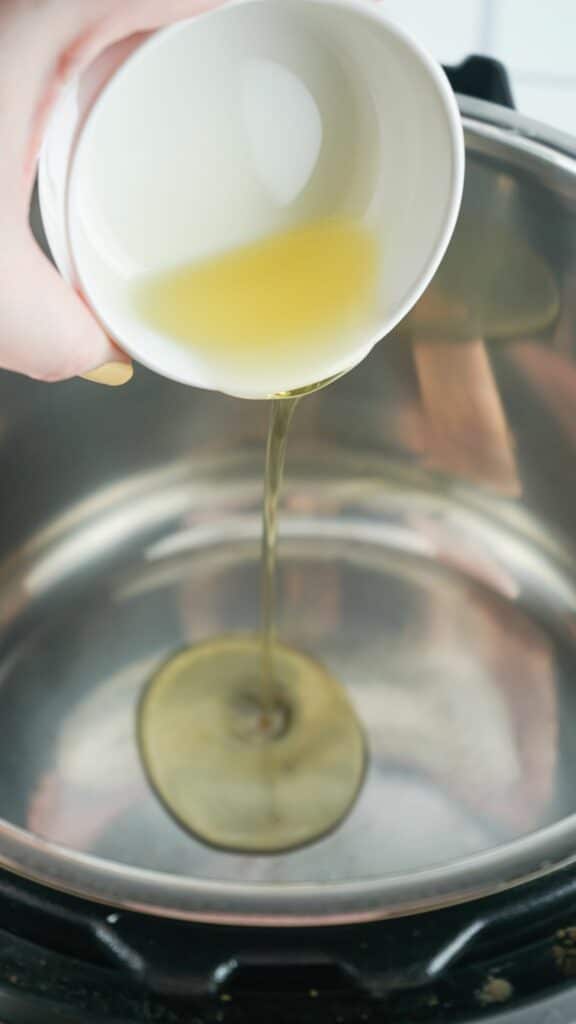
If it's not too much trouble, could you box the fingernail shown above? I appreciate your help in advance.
[82,361,134,387]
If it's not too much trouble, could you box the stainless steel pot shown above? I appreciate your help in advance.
[3,95,576,926]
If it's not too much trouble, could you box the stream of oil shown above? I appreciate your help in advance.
[138,220,370,854]
[139,398,366,853]
[259,397,299,724]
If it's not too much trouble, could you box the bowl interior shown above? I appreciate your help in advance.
[67,0,462,396]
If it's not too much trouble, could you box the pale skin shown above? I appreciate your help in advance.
[0,0,225,387]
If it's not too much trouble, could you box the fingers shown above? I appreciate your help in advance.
[0,227,131,383]
[100,0,229,42]
[0,0,228,386]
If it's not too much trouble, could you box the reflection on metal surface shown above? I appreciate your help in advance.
[403,150,560,496]
[413,339,519,495]
[406,218,559,344]
[511,342,576,451]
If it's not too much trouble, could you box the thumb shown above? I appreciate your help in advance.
[0,228,132,385]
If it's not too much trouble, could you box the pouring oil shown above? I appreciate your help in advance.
[260,397,298,723]
[138,218,370,853]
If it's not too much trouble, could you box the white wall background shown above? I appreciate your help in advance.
[379,0,576,136]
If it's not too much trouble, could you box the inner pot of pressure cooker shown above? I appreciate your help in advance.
[2,99,576,925]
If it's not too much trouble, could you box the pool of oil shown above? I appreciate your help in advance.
[0,451,575,886]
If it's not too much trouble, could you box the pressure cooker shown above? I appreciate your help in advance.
[0,56,575,1022]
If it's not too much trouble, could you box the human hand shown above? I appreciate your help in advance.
[0,0,224,386]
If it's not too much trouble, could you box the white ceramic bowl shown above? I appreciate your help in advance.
[39,0,464,398]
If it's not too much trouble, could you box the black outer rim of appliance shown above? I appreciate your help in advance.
[1,862,576,1020]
